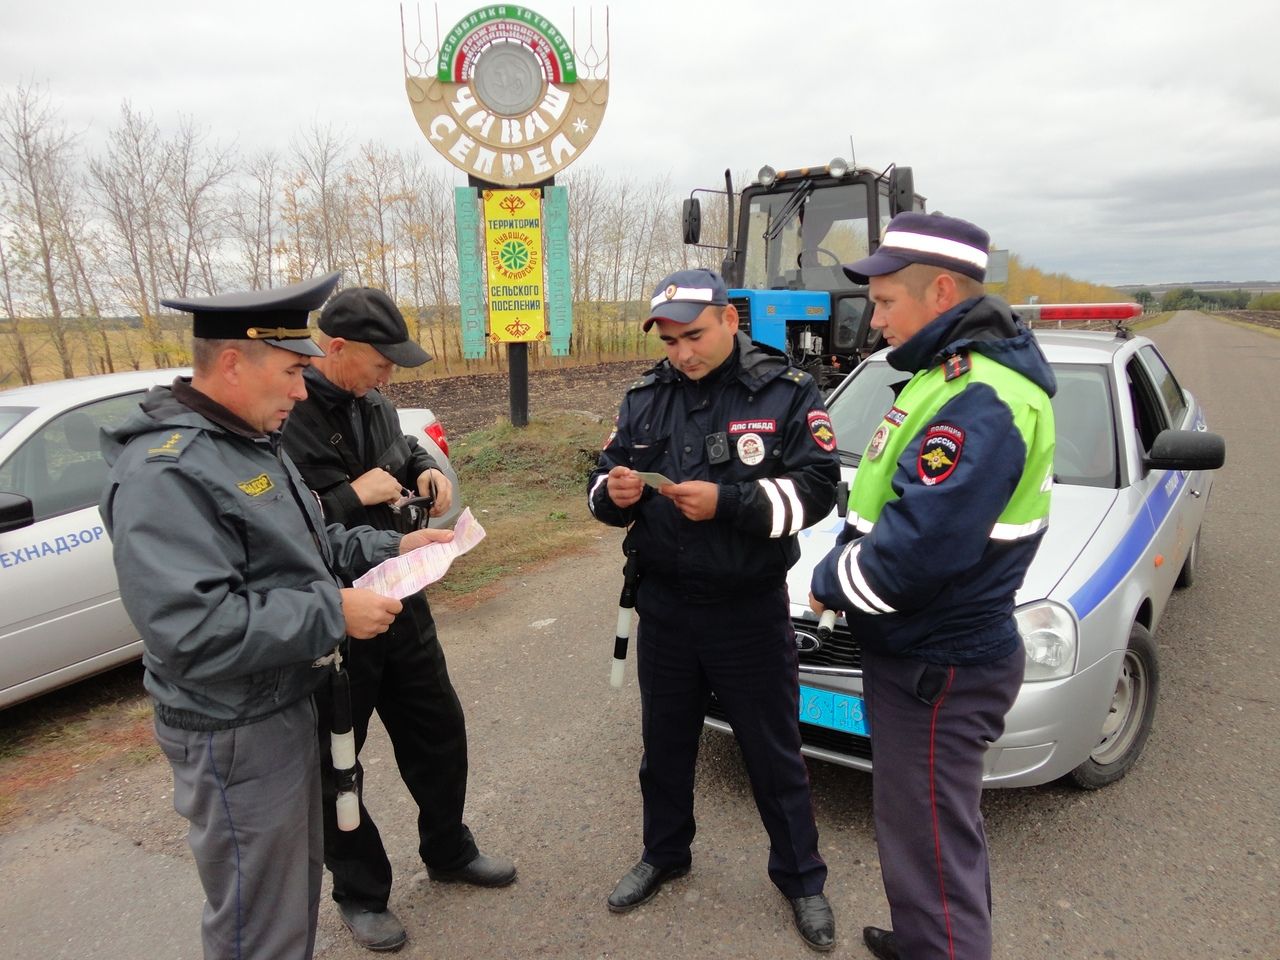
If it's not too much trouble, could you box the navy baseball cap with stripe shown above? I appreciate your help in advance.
[643,268,729,331]
[842,212,990,284]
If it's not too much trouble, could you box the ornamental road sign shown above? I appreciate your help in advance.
[403,5,610,187]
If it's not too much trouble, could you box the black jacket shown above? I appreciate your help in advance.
[283,367,440,536]
[588,334,840,599]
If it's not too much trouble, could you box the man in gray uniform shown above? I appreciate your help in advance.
[100,272,454,960]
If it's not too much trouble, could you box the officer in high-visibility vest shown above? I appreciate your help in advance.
[810,213,1056,960]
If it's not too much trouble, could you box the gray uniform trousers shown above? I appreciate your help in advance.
[153,697,324,960]
[862,647,1024,960]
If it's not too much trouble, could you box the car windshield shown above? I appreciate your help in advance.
[0,406,33,441]
[826,359,1117,488]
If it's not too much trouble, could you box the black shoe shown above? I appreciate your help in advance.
[606,860,690,913]
[337,903,407,952]
[862,926,901,960]
[426,851,517,887]
[789,894,836,952]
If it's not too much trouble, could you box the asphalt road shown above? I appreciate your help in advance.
[1,312,1276,959]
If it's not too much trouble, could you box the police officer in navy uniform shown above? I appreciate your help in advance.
[588,268,841,952]
[100,273,455,960]
[282,287,515,952]
[809,213,1057,960]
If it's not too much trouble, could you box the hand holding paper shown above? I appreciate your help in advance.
[354,507,486,599]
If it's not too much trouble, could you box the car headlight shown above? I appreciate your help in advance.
[1016,600,1078,681]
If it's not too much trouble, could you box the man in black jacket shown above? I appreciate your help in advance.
[587,269,840,952]
[283,287,515,953]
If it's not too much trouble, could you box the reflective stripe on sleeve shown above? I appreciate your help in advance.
[844,510,874,535]
[837,542,897,615]
[758,477,805,537]
[990,516,1048,541]
[588,474,608,516]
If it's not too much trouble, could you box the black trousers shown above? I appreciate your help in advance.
[635,578,827,899]
[315,595,477,911]
[862,647,1024,960]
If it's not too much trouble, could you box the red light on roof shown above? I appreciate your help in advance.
[1014,302,1144,322]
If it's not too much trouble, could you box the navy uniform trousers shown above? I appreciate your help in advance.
[314,594,478,910]
[862,647,1024,960]
[635,577,827,898]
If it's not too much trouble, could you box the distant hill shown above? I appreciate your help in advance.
[1115,280,1280,297]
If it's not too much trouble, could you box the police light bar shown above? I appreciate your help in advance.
[1013,303,1143,323]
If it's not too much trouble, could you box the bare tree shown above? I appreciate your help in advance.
[43,146,114,373]
[291,124,349,275]
[0,83,79,378]
[230,149,281,289]
[89,102,176,367]
[0,236,34,384]
[159,117,234,298]
[347,141,405,293]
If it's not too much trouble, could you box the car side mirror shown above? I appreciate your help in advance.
[1144,430,1226,472]
[0,491,35,534]
[682,198,702,245]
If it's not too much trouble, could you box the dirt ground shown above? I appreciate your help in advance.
[382,358,655,437]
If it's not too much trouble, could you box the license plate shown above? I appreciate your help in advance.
[798,684,868,736]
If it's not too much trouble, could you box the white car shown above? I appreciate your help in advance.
[705,326,1225,788]
[0,368,460,709]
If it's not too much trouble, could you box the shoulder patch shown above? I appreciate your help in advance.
[942,352,972,382]
[807,409,837,452]
[782,368,813,387]
[145,431,193,462]
[918,424,965,485]
[627,372,658,392]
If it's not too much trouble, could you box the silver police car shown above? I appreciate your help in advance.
[705,325,1225,788]
[0,368,461,709]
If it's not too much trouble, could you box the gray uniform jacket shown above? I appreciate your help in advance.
[100,378,401,728]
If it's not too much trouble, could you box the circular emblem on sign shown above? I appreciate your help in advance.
[867,423,890,461]
[737,432,766,466]
[472,42,544,117]
[664,284,678,300]
[498,238,531,272]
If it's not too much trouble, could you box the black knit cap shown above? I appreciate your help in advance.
[160,272,340,357]
[318,287,431,367]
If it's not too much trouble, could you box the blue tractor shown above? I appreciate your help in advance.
[682,159,924,389]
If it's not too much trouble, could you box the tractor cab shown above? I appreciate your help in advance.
[683,160,924,387]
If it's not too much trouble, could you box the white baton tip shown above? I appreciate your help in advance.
[330,729,357,769]
[336,791,360,832]
[610,657,626,688]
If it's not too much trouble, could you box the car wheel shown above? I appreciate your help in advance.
[1174,528,1201,589]
[1067,623,1159,790]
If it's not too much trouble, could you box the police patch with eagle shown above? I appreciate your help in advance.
[918,423,964,485]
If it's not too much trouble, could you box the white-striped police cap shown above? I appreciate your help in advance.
[842,212,990,284]
[643,268,729,331]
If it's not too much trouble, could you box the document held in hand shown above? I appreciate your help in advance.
[353,507,487,600]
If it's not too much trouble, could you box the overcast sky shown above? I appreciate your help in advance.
[4,0,1278,286]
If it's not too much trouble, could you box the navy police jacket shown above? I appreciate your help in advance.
[588,333,840,599]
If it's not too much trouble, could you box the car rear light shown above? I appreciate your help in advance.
[425,421,449,458]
